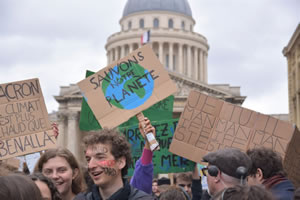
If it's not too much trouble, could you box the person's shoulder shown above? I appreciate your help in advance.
[129,186,157,200]
[272,179,294,190]
[271,180,295,200]
[74,192,93,200]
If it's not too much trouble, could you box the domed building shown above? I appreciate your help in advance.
[54,0,246,161]
[107,0,207,83]
[104,0,245,116]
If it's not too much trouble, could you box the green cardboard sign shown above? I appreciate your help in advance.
[79,70,102,131]
[119,119,195,176]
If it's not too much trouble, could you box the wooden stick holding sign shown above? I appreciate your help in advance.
[136,112,160,151]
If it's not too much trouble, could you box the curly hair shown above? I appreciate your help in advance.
[246,147,285,179]
[34,147,86,194]
[83,128,132,177]
[29,172,62,200]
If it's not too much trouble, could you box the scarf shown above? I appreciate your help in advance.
[262,174,287,189]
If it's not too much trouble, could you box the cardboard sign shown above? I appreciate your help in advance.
[79,70,175,131]
[169,90,295,163]
[0,78,56,160]
[119,119,194,176]
[283,127,300,188]
[77,44,177,128]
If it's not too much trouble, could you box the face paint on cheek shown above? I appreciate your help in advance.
[103,167,117,176]
[97,160,117,176]
[97,160,116,167]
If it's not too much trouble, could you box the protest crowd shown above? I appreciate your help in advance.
[1,116,300,200]
[1,46,300,200]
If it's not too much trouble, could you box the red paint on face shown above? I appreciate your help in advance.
[97,160,116,168]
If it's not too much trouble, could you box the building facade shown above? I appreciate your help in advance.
[55,0,246,162]
[283,24,300,128]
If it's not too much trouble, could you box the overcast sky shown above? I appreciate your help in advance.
[0,0,299,115]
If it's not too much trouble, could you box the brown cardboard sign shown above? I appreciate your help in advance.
[77,44,177,128]
[0,78,56,160]
[169,90,295,163]
[284,127,300,188]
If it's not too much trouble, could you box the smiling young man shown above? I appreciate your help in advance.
[81,128,155,200]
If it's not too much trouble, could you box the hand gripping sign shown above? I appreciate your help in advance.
[77,44,177,134]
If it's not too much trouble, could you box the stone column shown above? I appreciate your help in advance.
[129,44,133,54]
[178,44,183,74]
[116,47,120,60]
[67,111,80,157]
[111,48,115,62]
[159,42,163,64]
[56,112,66,147]
[109,49,112,63]
[121,45,125,58]
[187,45,191,77]
[169,43,173,70]
[203,52,208,83]
[194,47,198,80]
[199,50,204,82]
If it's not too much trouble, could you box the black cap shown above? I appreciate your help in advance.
[202,148,252,179]
[157,177,171,186]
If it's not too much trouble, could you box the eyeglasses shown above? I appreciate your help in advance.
[201,167,208,176]
[178,184,191,188]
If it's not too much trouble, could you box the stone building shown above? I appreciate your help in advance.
[283,23,300,128]
[55,0,246,162]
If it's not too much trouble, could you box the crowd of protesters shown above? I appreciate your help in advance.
[0,118,299,200]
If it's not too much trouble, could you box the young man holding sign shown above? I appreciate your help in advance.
[80,122,155,200]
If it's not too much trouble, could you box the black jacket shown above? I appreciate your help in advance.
[75,179,155,200]
[191,179,203,200]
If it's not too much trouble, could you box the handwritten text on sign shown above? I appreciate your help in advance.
[77,44,177,128]
[0,78,55,160]
[169,90,294,163]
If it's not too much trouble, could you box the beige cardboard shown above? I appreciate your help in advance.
[77,44,177,128]
[0,78,55,160]
[169,90,295,163]
[284,127,300,188]
[0,130,56,160]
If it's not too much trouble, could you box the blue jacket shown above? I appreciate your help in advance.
[270,179,295,200]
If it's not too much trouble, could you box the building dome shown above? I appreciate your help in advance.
[123,0,193,17]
